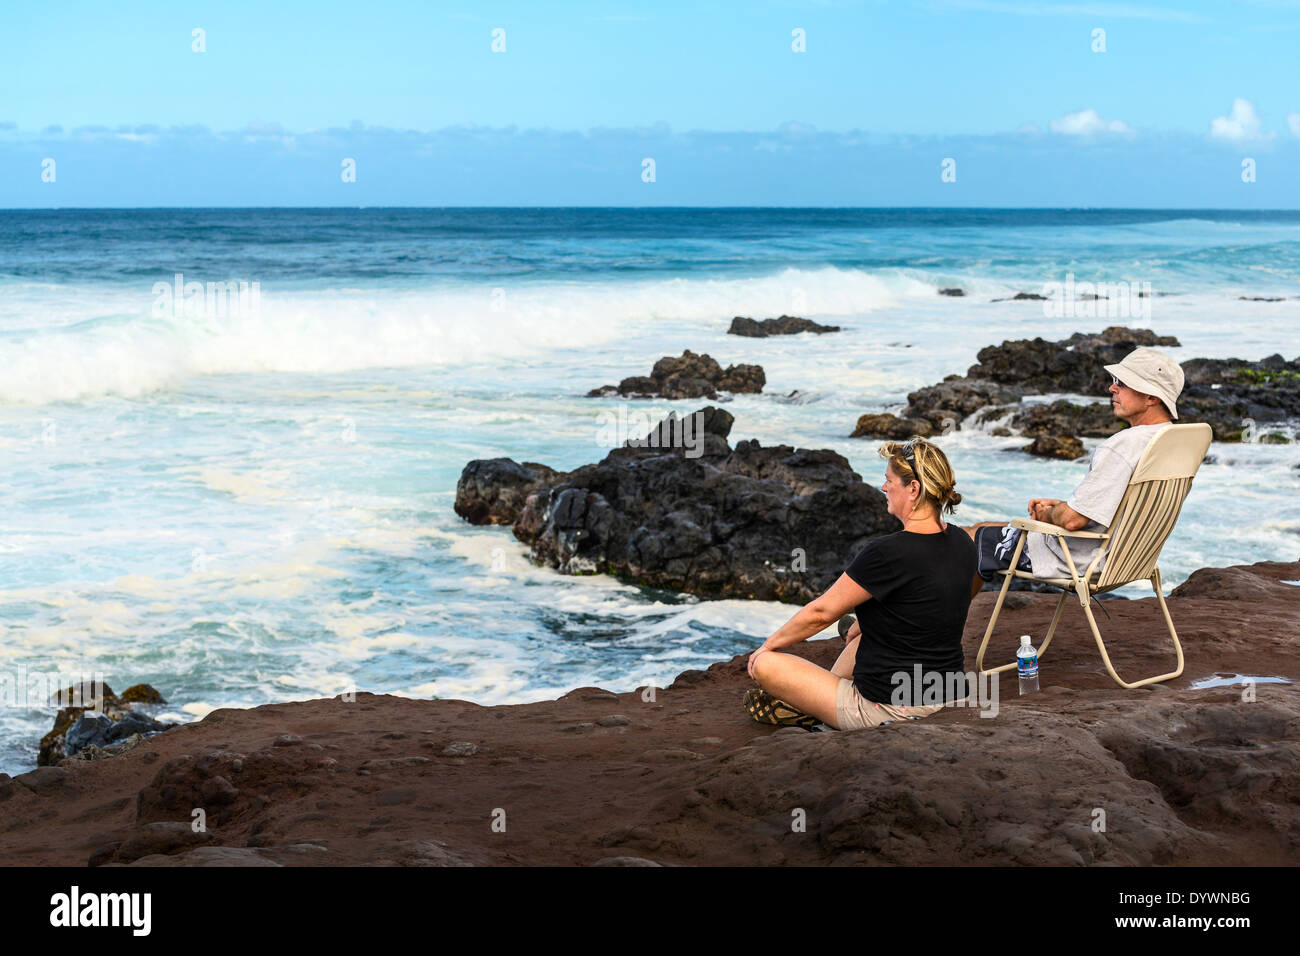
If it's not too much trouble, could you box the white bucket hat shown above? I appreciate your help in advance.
[1104,347,1184,419]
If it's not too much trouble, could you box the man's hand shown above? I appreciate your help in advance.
[747,644,771,680]
[1028,498,1063,523]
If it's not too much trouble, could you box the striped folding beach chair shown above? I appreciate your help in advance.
[975,422,1213,689]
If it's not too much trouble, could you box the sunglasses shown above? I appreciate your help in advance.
[900,439,923,494]
[1112,376,1129,390]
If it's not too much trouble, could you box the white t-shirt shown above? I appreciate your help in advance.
[1025,423,1169,579]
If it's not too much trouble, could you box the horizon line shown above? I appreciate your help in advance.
[4,205,1300,213]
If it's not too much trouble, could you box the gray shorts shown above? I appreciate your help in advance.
[834,678,949,731]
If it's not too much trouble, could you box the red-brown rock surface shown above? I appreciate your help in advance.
[1,560,1297,867]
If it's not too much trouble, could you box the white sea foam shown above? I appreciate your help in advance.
[1,276,1290,407]
[0,267,939,405]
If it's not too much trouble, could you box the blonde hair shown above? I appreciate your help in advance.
[879,438,963,516]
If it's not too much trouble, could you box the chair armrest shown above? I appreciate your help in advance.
[1010,516,1108,539]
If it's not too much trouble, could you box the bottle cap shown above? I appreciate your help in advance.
[1019,635,1032,645]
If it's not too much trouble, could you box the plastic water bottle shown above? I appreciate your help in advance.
[1017,635,1039,694]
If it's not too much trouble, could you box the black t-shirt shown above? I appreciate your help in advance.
[845,525,978,706]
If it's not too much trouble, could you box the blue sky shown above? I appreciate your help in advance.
[2,0,1298,206]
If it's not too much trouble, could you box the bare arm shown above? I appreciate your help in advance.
[1027,497,1090,531]
[757,573,871,654]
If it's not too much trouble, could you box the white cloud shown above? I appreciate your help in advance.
[1289,112,1300,138]
[242,121,287,138]
[1049,109,1132,136]
[936,1,1207,23]
[775,120,818,141]
[1209,98,1274,141]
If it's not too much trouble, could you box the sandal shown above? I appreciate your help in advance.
[743,688,823,731]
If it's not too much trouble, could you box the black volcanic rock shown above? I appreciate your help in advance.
[455,459,564,526]
[965,327,1182,396]
[1178,355,1300,441]
[991,291,1049,302]
[728,315,841,337]
[850,413,934,440]
[587,350,766,400]
[1066,327,1180,349]
[1011,400,1125,440]
[904,378,1025,429]
[456,407,899,602]
[1022,435,1086,460]
[856,325,1295,450]
[846,325,1300,451]
[39,683,173,766]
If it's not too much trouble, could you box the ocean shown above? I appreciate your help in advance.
[1,207,1297,773]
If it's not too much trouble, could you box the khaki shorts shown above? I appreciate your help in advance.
[834,678,963,731]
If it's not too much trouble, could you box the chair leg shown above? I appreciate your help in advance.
[977,572,1019,676]
[978,585,1068,677]
[1037,589,1069,660]
[976,570,1020,676]
[976,529,1032,676]
[1150,567,1186,681]
[1082,568,1185,689]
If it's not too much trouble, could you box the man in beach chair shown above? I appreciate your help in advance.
[965,346,1185,593]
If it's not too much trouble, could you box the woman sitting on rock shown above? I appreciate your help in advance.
[745,437,976,730]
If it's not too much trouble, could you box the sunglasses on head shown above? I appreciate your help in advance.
[900,439,923,493]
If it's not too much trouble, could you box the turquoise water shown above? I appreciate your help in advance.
[1,208,1297,773]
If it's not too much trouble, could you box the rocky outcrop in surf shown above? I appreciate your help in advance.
[850,413,936,440]
[850,326,1298,449]
[453,459,563,526]
[587,350,766,400]
[1178,356,1300,441]
[963,327,1181,396]
[39,683,174,766]
[457,407,898,602]
[1006,400,1124,440]
[990,291,1049,302]
[1020,435,1086,460]
[727,315,840,337]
